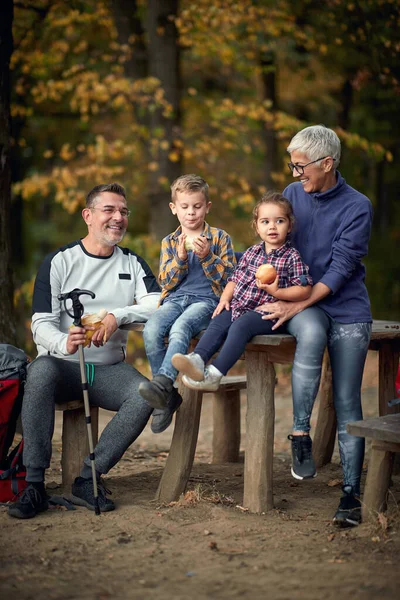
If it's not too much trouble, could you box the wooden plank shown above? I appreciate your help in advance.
[243,350,275,513]
[313,352,337,468]
[363,440,395,520]
[212,387,241,463]
[155,381,203,503]
[347,414,400,443]
[219,375,247,392]
[61,405,99,488]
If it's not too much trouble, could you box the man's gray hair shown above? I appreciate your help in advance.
[86,183,126,208]
[287,125,341,168]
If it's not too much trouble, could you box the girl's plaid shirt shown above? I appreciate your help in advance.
[230,241,312,320]
[158,222,236,304]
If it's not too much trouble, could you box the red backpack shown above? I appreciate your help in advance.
[0,344,29,502]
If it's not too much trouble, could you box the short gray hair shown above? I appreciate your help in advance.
[86,183,126,208]
[287,125,341,168]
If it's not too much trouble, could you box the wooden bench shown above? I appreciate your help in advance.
[54,375,246,487]
[153,320,400,513]
[55,401,99,487]
[212,375,247,463]
[347,414,400,521]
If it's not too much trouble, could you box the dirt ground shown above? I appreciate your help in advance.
[1,352,400,600]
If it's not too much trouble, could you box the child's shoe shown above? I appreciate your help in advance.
[172,352,205,381]
[182,365,223,391]
[139,374,173,409]
[151,388,183,434]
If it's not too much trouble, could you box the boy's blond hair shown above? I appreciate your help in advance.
[170,174,209,203]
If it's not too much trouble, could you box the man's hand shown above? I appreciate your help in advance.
[177,233,188,261]
[212,299,230,318]
[91,313,118,347]
[66,326,88,354]
[260,300,302,330]
[193,236,210,259]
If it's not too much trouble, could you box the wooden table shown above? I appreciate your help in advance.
[125,320,400,513]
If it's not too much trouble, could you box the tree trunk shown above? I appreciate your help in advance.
[260,53,279,190]
[0,0,16,344]
[146,0,181,239]
[110,0,148,80]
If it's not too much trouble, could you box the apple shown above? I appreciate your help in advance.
[256,263,277,284]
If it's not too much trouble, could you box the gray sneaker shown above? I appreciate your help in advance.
[71,477,115,512]
[172,352,205,381]
[151,388,183,434]
[182,365,223,391]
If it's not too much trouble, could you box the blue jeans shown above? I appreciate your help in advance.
[143,295,217,382]
[194,309,284,375]
[287,307,371,495]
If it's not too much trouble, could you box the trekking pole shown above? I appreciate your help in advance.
[58,289,101,516]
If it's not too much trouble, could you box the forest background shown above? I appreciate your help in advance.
[1,0,399,353]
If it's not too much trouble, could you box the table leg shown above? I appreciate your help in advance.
[362,440,395,521]
[243,350,275,512]
[313,352,337,468]
[379,343,400,416]
[155,381,203,503]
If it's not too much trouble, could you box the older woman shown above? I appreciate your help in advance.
[262,125,373,527]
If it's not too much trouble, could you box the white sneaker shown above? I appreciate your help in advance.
[182,365,223,391]
[172,352,205,381]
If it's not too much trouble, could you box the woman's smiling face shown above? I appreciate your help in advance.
[289,150,335,194]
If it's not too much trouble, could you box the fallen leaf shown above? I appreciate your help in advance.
[327,533,335,542]
[208,541,218,551]
[377,513,388,531]
[327,479,342,487]
[235,505,249,512]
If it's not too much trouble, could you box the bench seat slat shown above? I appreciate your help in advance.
[347,414,400,443]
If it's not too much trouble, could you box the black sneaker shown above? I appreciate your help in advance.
[288,434,317,480]
[71,477,115,512]
[151,388,183,434]
[139,375,173,409]
[8,483,49,519]
[333,487,362,528]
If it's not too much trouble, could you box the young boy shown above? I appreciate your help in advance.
[139,174,236,433]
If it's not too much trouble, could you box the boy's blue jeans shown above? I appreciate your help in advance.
[143,295,217,382]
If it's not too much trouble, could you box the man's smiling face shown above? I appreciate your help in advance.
[84,191,128,247]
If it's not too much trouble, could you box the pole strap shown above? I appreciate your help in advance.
[85,363,95,386]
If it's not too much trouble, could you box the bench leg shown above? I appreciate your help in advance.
[212,388,241,463]
[313,352,337,468]
[244,350,275,513]
[155,381,203,503]
[61,406,99,488]
[362,440,395,521]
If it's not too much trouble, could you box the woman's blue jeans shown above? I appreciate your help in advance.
[143,295,217,382]
[287,307,371,495]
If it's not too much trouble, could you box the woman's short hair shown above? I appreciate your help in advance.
[287,125,341,168]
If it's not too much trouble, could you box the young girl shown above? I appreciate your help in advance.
[171,191,312,391]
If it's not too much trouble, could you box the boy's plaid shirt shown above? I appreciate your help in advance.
[159,222,236,304]
[230,241,312,320]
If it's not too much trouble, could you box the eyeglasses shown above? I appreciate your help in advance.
[90,206,131,218]
[287,156,330,175]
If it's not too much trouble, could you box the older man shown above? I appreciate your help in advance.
[262,125,373,527]
[9,183,161,519]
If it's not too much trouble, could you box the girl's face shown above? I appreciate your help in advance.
[255,203,291,252]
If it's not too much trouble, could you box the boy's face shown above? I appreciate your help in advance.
[169,191,211,233]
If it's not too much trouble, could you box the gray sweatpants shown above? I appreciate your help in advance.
[22,356,152,478]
